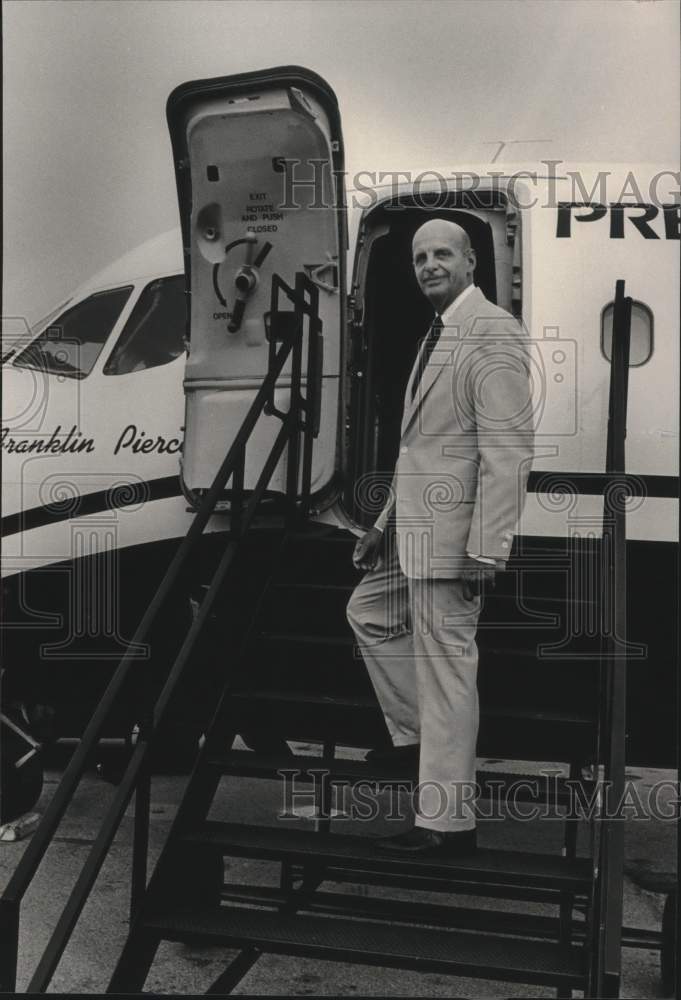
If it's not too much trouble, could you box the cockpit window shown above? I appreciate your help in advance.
[29,298,73,338]
[12,287,133,379]
[103,276,186,376]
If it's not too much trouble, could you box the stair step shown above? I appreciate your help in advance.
[261,581,600,640]
[229,689,596,727]
[219,882,588,938]
[224,689,384,745]
[482,704,596,724]
[270,579,598,606]
[225,690,596,758]
[239,638,600,745]
[143,901,584,988]
[285,526,355,543]
[259,631,354,646]
[272,581,356,592]
[274,530,360,586]
[257,631,602,662]
[209,750,597,809]
[229,690,376,712]
[244,633,371,693]
[184,821,592,891]
[285,864,582,904]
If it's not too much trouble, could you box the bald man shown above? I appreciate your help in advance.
[346,219,534,855]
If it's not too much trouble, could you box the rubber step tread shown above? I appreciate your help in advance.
[143,902,584,986]
[182,821,592,890]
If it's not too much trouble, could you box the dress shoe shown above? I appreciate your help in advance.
[365,744,419,767]
[374,825,477,857]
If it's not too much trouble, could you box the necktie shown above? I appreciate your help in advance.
[411,315,443,401]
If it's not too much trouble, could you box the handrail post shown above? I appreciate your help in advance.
[0,899,20,993]
[589,279,631,998]
[285,273,305,526]
[299,276,321,518]
[130,716,152,921]
[231,450,245,539]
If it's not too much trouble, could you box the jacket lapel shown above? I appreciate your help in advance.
[401,286,486,435]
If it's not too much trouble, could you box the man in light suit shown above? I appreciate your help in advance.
[346,219,534,856]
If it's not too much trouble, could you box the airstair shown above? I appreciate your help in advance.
[1,277,668,998]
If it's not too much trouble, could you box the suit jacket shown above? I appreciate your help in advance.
[378,286,534,579]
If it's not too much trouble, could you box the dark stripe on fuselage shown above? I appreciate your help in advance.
[1,476,183,538]
[527,472,679,498]
[1,471,678,540]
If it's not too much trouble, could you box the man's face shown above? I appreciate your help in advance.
[412,230,475,313]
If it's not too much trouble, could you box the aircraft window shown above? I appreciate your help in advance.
[103,276,186,376]
[12,287,133,379]
[601,300,653,367]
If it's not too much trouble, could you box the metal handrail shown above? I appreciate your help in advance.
[0,271,322,993]
[588,279,632,997]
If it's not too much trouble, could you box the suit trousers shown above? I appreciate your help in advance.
[346,534,481,832]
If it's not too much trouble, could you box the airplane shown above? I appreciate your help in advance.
[2,66,678,776]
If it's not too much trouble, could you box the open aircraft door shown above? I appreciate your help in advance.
[167,67,346,504]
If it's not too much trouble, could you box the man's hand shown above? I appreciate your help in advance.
[460,556,496,600]
[353,527,385,571]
